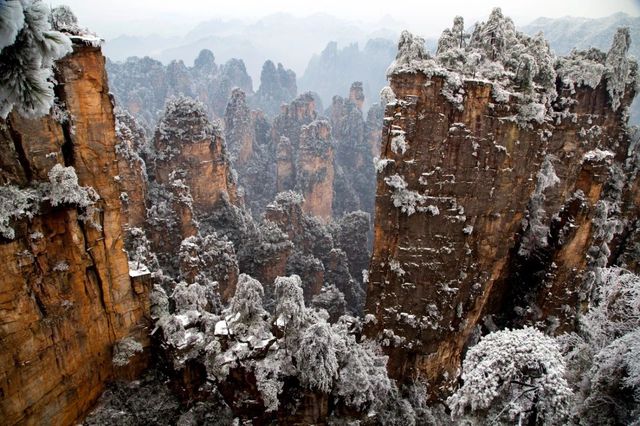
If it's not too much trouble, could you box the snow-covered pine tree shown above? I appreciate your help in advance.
[469,7,517,62]
[227,273,268,336]
[274,274,306,331]
[0,0,24,50]
[294,322,339,393]
[0,0,71,118]
[448,326,573,425]
[436,16,466,55]
[46,164,99,208]
[312,285,347,322]
[49,5,79,34]
[178,232,238,305]
[561,267,640,423]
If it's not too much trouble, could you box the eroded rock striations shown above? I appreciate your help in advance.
[365,12,640,399]
[114,108,149,229]
[224,89,277,217]
[270,93,336,220]
[1,9,377,425]
[0,41,151,424]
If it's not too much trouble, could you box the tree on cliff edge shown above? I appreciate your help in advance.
[448,327,573,425]
[0,0,71,118]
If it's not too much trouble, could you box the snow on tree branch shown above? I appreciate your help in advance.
[46,163,99,208]
[112,337,144,367]
[0,0,71,118]
[295,322,339,393]
[386,30,429,76]
[448,327,573,425]
[0,0,24,51]
[155,95,219,149]
[0,164,99,239]
[0,185,40,239]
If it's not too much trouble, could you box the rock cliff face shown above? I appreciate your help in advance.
[366,103,385,158]
[365,24,639,399]
[348,81,365,110]
[329,82,379,216]
[225,88,255,169]
[298,120,335,220]
[144,96,241,301]
[224,92,277,217]
[223,83,380,222]
[109,51,379,224]
[271,93,335,220]
[272,93,318,166]
[0,43,151,425]
[151,97,239,213]
[264,192,364,307]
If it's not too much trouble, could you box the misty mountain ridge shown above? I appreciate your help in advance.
[104,12,403,82]
[521,12,640,123]
[522,12,640,58]
[105,12,639,120]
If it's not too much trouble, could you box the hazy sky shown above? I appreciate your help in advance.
[51,0,640,39]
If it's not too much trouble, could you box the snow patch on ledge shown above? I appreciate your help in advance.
[214,319,230,336]
[583,149,615,163]
[128,261,150,277]
[69,34,104,47]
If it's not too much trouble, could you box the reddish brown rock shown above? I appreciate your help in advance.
[364,69,638,400]
[271,93,335,220]
[0,43,151,425]
[297,120,334,220]
[224,98,277,217]
[151,97,239,213]
[276,135,295,195]
[272,93,317,192]
[145,96,241,272]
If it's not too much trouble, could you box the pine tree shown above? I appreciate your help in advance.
[0,0,24,50]
[0,0,71,118]
[274,275,306,331]
[227,273,268,335]
[469,7,517,62]
[295,322,339,393]
[49,5,79,33]
[448,327,573,425]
